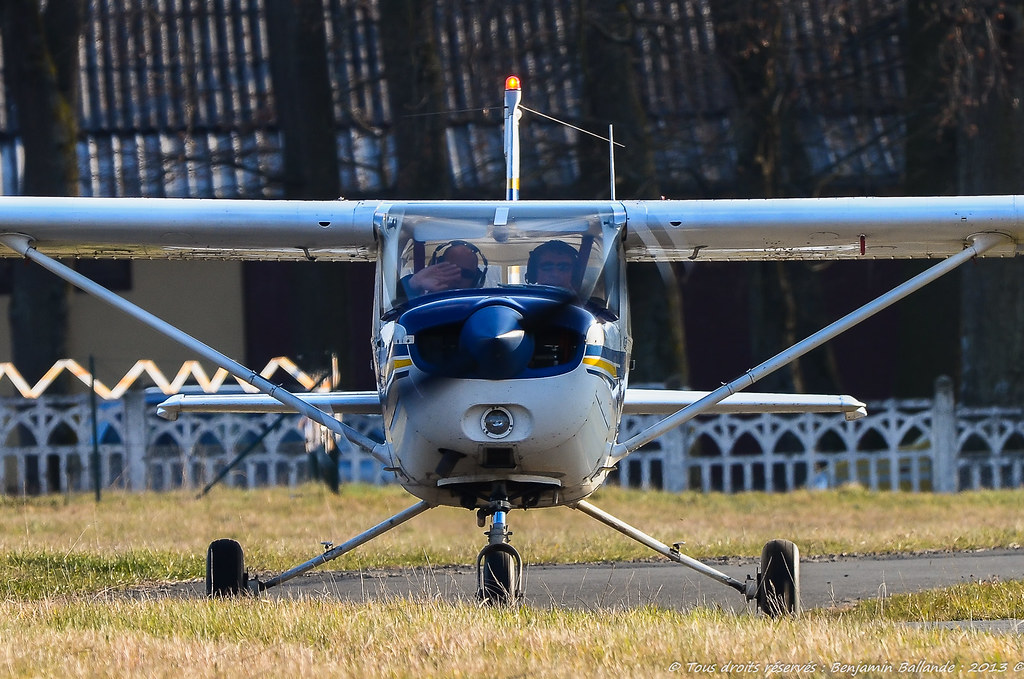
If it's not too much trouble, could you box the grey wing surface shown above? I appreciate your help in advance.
[622,195,1024,261]
[0,196,380,261]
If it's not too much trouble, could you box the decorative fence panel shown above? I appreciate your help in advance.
[1,378,1022,495]
[613,400,942,493]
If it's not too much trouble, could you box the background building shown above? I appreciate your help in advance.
[0,0,1020,402]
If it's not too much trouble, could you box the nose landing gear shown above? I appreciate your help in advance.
[476,498,523,606]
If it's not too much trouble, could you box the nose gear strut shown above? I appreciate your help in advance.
[476,490,523,605]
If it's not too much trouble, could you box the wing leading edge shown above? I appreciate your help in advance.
[0,195,1020,262]
[622,195,1024,261]
[0,196,379,261]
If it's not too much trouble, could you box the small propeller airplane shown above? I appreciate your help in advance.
[1,75,1022,615]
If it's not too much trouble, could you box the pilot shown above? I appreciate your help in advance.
[526,240,578,289]
[404,241,484,296]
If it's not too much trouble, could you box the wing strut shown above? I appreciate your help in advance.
[610,232,1010,463]
[573,499,747,594]
[253,499,433,593]
[0,233,390,465]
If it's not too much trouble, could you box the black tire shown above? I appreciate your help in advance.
[480,548,519,606]
[206,538,246,597]
[757,539,800,617]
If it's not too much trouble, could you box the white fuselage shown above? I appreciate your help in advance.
[375,312,629,509]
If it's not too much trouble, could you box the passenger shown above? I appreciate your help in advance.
[404,241,485,296]
[526,240,578,289]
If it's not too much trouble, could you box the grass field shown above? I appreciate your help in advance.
[2,484,1023,677]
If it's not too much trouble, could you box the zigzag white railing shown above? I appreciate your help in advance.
[0,357,326,400]
[0,372,1021,494]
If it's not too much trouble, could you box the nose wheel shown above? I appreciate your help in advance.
[476,499,523,605]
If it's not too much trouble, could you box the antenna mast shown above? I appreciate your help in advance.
[503,75,522,201]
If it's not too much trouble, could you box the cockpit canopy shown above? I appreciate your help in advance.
[376,202,625,318]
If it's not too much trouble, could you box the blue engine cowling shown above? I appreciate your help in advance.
[398,290,591,380]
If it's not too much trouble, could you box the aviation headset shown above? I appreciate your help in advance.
[429,239,488,287]
[525,240,579,284]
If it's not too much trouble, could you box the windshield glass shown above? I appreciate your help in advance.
[377,203,623,318]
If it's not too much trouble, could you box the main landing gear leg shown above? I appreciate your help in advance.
[572,499,800,617]
[206,500,434,596]
[475,489,523,606]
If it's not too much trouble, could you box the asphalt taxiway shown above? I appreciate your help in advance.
[160,549,1022,619]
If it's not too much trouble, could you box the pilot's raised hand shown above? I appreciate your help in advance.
[406,261,466,294]
[405,243,482,295]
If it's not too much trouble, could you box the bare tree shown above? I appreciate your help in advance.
[379,0,451,199]
[900,1,1024,406]
[250,0,372,387]
[947,1,1024,406]
[0,0,85,384]
[575,0,690,387]
[709,0,840,394]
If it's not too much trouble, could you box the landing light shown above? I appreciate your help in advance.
[482,407,514,439]
[505,75,521,91]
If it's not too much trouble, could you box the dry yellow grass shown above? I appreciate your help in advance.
[3,483,1022,570]
[2,597,1023,678]
[2,485,1024,677]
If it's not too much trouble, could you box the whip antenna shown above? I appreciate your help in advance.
[609,124,616,201]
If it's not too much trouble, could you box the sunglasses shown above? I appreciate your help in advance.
[538,261,573,273]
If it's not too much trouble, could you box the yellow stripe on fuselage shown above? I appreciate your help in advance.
[583,356,617,377]
[392,357,413,371]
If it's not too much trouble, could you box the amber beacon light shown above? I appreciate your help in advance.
[503,75,523,200]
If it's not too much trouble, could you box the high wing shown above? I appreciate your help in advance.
[0,195,1021,261]
[155,388,867,421]
[0,196,379,260]
[621,195,1024,261]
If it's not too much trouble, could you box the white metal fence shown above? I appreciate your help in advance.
[2,378,1022,495]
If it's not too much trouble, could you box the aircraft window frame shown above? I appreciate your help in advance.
[377,205,622,319]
